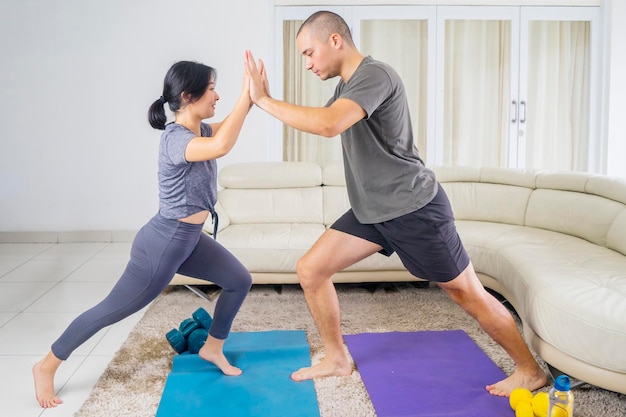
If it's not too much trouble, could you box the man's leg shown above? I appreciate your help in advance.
[291,228,382,381]
[437,262,547,396]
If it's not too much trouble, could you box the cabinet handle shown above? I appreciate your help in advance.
[520,101,526,123]
[511,100,518,123]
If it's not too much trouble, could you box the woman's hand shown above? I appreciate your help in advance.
[244,50,270,105]
[241,63,253,107]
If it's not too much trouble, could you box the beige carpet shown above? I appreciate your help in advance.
[75,283,625,417]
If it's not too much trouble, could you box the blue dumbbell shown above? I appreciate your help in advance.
[166,328,188,353]
[188,328,209,354]
[166,319,198,353]
[179,318,200,337]
[192,307,213,330]
[166,307,213,353]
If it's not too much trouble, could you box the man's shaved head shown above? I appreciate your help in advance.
[297,11,354,46]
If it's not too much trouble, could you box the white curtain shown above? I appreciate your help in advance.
[443,20,511,167]
[526,21,590,171]
[282,19,428,164]
[283,20,341,163]
[360,19,428,159]
[283,17,591,171]
[442,19,590,170]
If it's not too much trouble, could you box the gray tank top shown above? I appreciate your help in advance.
[328,56,438,224]
[158,122,217,219]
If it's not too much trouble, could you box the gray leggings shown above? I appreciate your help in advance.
[51,212,252,360]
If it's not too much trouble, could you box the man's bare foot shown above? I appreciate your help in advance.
[33,360,63,408]
[198,345,242,376]
[291,357,352,382]
[486,368,547,397]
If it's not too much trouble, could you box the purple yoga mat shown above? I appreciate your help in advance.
[344,330,513,417]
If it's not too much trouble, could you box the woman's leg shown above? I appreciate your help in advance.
[32,352,63,408]
[176,233,252,375]
[34,215,202,407]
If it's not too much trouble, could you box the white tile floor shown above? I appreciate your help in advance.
[0,242,149,417]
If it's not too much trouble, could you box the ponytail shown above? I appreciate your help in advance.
[148,96,167,130]
[147,61,216,131]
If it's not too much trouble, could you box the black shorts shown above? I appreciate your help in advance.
[330,186,470,282]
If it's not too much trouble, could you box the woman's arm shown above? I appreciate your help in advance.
[185,72,252,162]
[209,121,224,133]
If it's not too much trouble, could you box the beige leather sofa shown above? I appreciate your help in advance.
[171,161,626,395]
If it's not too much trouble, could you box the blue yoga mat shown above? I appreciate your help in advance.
[344,330,513,417]
[156,330,320,417]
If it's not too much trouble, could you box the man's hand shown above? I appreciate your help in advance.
[244,50,270,105]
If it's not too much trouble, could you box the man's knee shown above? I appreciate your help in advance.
[439,266,493,310]
[295,256,311,281]
[296,255,325,289]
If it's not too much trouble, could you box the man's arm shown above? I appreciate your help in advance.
[257,97,365,138]
[245,50,366,138]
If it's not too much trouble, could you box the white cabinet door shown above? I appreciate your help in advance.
[435,5,600,170]
[518,6,602,171]
[352,6,435,162]
[274,5,602,171]
[435,6,519,168]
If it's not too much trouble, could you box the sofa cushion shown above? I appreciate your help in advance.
[501,241,626,374]
[219,161,322,189]
[217,222,408,273]
[322,161,346,186]
[323,186,351,226]
[608,209,626,256]
[585,174,626,205]
[217,223,325,272]
[525,189,623,246]
[431,165,481,182]
[479,167,537,188]
[535,171,591,192]
[441,182,531,226]
[458,220,626,373]
[219,188,323,224]
[432,165,537,188]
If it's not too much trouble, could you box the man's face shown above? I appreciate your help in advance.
[296,28,337,81]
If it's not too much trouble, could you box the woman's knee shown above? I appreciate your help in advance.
[226,264,252,292]
[240,270,253,291]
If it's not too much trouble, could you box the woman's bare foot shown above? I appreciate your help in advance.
[291,356,352,382]
[33,353,64,408]
[198,336,242,376]
[486,368,547,397]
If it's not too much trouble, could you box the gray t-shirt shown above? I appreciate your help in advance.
[328,56,438,224]
[158,122,217,219]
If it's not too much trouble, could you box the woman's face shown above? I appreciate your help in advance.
[191,77,219,119]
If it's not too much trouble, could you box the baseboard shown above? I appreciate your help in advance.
[0,230,137,243]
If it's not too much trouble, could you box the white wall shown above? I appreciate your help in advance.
[605,0,626,178]
[0,0,624,234]
[0,0,270,233]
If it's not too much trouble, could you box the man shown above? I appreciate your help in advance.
[244,10,546,397]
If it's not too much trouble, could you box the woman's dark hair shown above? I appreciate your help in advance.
[148,61,217,130]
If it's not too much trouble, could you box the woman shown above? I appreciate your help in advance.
[33,61,253,408]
